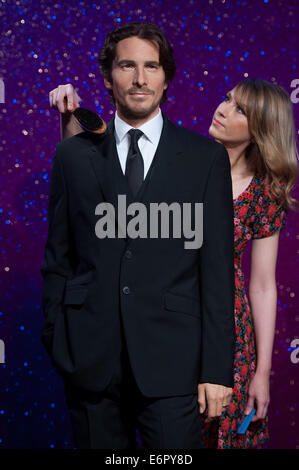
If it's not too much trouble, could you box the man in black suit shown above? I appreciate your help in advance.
[41,22,235,449]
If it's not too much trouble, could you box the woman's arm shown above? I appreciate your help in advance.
[246,231,280,420]
[49,84,83,140]
[249,231,280,374]
[59,112,83,140]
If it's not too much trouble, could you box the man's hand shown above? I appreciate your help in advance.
[198,383,233,420]
[49,83,82,113]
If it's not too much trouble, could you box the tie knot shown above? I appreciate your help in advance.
[128,128,143,144]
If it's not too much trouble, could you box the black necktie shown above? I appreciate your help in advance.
[125,129,144,197]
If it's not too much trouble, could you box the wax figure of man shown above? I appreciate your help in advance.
[41,22,236,449]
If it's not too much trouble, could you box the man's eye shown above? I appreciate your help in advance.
[147,64,158,69]
[121,64,134,69]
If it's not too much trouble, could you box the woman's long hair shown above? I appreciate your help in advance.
[233,78,299,211]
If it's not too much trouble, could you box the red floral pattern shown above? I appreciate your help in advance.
[200,172,287,449]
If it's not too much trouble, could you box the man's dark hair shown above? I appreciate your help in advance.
[98,22,176,105]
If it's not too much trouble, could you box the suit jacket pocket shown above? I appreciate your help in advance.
[63,287,88,305]
[163,291,201,319]
[66,270,94,288]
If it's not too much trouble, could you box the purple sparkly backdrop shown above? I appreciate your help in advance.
[0,0,298,449]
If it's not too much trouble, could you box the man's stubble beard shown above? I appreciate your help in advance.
[117,96,162,121]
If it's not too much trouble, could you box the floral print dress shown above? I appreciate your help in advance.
[200,171,288,449]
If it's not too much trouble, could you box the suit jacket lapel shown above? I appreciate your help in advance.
[139,113,184,204]
[88,119,134,207]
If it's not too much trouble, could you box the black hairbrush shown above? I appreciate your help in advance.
[63,97,107,134]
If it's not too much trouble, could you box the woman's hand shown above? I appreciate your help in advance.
[244,371,270,422]
[48,84,84,140]
[49,83,82,113]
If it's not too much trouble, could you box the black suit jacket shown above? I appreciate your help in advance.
[40,113,236,396]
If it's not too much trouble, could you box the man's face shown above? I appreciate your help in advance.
[104,36,168,124]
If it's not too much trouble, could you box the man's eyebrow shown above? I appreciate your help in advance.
[116,59,135,65]
[144,60,160,65]
[116,59,161,66]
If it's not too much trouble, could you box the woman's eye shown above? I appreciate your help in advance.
[223,94,246,115]
[237,106,245,115]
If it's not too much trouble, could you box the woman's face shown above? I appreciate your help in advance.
[209,88,252,147]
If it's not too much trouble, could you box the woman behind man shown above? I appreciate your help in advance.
[200,78,299,448]
[49,78,299,448]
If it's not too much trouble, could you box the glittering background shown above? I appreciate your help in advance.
[0,0,298,449]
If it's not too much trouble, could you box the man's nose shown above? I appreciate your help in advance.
[133,66,147,86]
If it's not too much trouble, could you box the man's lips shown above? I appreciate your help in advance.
[213,117,225,127]
[128,90,153,95]
[129,92,151,96]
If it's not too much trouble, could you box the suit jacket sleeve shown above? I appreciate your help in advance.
[198,143,236,387]
[40,144,73,354]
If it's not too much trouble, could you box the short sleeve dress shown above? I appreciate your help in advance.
[200,171,288,449]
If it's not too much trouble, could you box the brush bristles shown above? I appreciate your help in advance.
[73,107,104,131]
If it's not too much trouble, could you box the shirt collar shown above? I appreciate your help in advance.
[114,108,163,145]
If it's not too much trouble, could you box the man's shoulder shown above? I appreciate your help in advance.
[167,118,225,154]
[55,130,103,153]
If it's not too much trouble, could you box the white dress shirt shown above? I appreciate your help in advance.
[114,108,163,179]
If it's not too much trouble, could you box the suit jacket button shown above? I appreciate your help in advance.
[125,250,132,259]
[122,286,130,295]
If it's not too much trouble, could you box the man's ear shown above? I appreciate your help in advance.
[104,77,113,90]
[163,82,168,91]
